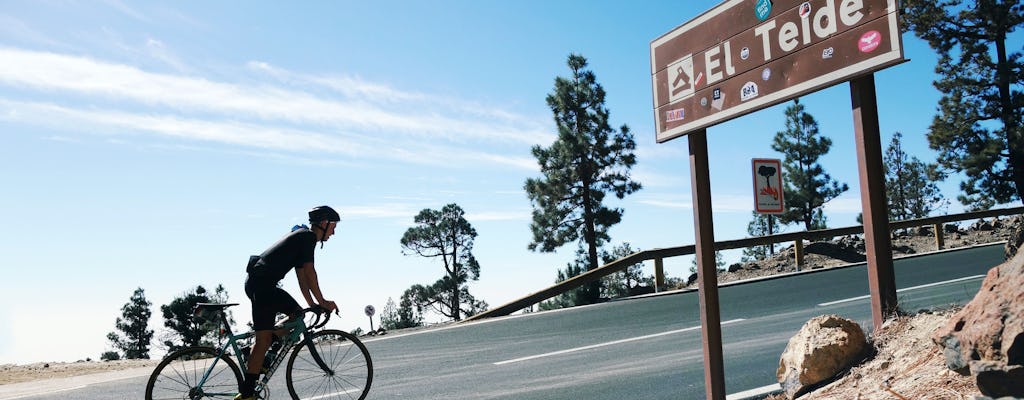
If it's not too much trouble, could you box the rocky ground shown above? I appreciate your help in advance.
[765,308,980,400]
[2,215,1021,397]
[0,359,160,385]
[758,214,1023,400]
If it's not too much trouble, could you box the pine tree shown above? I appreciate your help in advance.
[600,242,649,299]
[538,247,593,310]
[106,287,154,359]
[771,99,849,230]
[883,132,948,220]
[380,296,422,330]
[525,53,641,306]
[160,284,230,351]
[902,0,1024,209]
[400,203,486,321]
[742,212,783,261]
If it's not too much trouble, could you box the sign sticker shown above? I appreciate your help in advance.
[740,82,759,101]
[799,2,812,18]
[755,0,773,21]
[712,88,724,110]
[858,30,882,53]
[666,108,685,122]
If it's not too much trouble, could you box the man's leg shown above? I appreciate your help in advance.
[238,330,273,398]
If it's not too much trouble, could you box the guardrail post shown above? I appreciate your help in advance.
[794,239,804,271]
[654,258,665,292]
[933,223,944,250]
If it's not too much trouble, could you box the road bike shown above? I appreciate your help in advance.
[145,303,373,400]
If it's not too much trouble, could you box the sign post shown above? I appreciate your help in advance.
[651,1,904,398]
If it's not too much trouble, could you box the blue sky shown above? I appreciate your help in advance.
[0,1,1010,365]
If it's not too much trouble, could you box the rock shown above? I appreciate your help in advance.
[686,272,697,285]
[972,219,994,231]
[777,315,868,399]
[972,361,1024,398]
[946,224,961,234]
[934,249,1024,396]
[728,263,743,273]
[892,245,916,255]
[1006,217,1024,260]
[917,225,933,236]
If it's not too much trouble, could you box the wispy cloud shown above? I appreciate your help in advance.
[0,15,65,48]
[822,195,864,213]
[144,38,189,72]
[100,0,151,23]
[0,99,538,170]
[246,60,548,132]
[638,193,753,212]
[467,210,531,222]
[0,46,548,170]
[343,203,422,220]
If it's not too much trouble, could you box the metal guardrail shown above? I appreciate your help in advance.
[465,206,1023,321]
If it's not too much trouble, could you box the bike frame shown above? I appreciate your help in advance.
[192,307,334,398]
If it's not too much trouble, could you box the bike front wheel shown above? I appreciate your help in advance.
[286,329,373,400]
[145,346,243,400]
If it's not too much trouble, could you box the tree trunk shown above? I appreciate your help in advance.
[995,31,1024,205]
[451,240,461,321]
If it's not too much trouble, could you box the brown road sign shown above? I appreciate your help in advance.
[651,0,905,143]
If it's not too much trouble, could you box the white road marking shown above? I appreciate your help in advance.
[817,275,985,306]
[307,388,362,399]
[0,385,87,400]
[493,319,745,366]
[726,383,781,400]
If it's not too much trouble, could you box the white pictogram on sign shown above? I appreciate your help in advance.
[667,56,695,102]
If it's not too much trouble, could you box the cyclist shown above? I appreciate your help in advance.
[235,205,341,400]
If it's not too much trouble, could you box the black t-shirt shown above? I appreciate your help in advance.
[249,228,316,284]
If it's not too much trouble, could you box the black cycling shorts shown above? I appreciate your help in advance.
[245,276,301,331]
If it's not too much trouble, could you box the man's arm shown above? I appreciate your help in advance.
[296,262,316,307]
[295,262,337,312]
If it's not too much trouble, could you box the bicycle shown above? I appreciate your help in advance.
[145,303,373,400]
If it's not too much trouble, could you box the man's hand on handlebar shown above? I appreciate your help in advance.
[312,300,339,315]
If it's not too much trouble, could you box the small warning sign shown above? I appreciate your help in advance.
[752,158,784,214]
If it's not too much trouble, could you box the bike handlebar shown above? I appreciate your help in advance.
[300,305,338,330]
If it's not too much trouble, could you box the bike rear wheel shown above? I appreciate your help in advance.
[146,346,243,400]
[285,329,373,400]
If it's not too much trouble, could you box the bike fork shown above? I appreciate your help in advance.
[304,339,335,375]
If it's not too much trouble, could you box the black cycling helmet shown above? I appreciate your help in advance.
[308,205,341,224]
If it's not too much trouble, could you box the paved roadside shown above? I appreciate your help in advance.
[0,366,153,400]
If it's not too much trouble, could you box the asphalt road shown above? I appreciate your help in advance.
[6,243,1005,400]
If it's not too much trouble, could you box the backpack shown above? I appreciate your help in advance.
[245,255,260,273]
